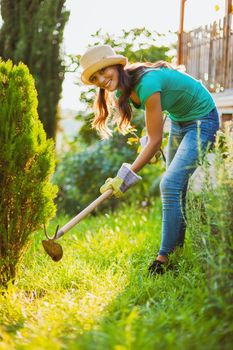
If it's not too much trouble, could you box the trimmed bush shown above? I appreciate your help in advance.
[0,60,57,287]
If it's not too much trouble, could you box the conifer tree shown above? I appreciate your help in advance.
[0,0,69,139]
[0,59,57,287]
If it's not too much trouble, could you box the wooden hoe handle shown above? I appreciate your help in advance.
[55,189,113,239]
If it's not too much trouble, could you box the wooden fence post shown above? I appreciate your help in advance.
[224,0,232,88]
[178,0,186,65]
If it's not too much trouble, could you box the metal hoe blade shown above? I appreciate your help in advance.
[42,224,63,262]
[41,189,114,262]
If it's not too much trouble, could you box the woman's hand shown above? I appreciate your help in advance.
[100,163,142,198]
[100,177,124,198]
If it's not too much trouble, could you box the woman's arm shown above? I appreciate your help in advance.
[130,92,163,173]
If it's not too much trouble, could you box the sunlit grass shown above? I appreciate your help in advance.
[0,197,232,349]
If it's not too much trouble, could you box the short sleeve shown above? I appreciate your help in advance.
[135,71,162,108]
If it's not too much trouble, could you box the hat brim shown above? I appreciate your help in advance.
[81,55,127,85]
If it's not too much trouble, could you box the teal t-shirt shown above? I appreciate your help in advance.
[118,68,216,122]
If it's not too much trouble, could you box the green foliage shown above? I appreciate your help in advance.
[75,109,100,145]
[77,27,172,64]
[187,122,233,310]
[0,60,57,287]
[0,0,70,139]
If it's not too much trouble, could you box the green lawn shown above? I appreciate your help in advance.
[0,199,232,350]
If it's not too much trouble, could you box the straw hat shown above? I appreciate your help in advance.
[80,45,127,85]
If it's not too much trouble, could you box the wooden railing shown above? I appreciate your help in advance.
[182,16,233,92]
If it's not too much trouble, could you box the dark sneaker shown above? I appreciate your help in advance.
[148,260,165,275]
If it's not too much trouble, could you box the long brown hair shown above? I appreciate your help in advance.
[92,61,174,138]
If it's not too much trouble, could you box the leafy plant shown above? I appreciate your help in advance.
[187,122,233,303]
[0,60,57,287]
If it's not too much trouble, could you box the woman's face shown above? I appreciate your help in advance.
[89,65,119,91]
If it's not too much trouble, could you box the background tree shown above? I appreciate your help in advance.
[0,0,70,139]
[0,59,57,287]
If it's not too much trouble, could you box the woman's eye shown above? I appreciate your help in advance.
[99,68,105,74]
[90,76,96,83]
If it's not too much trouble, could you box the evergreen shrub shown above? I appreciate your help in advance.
[0,60,57,287]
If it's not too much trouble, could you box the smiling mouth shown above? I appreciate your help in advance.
[104,80,112,89]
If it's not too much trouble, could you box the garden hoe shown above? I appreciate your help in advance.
[42,189,113,262]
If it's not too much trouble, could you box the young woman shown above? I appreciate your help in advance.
[80,44,220,274]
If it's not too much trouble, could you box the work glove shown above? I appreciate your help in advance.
[100,163,142,198]
[139,135,162,164]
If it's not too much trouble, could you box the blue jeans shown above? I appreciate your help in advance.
[159,107,220,256]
